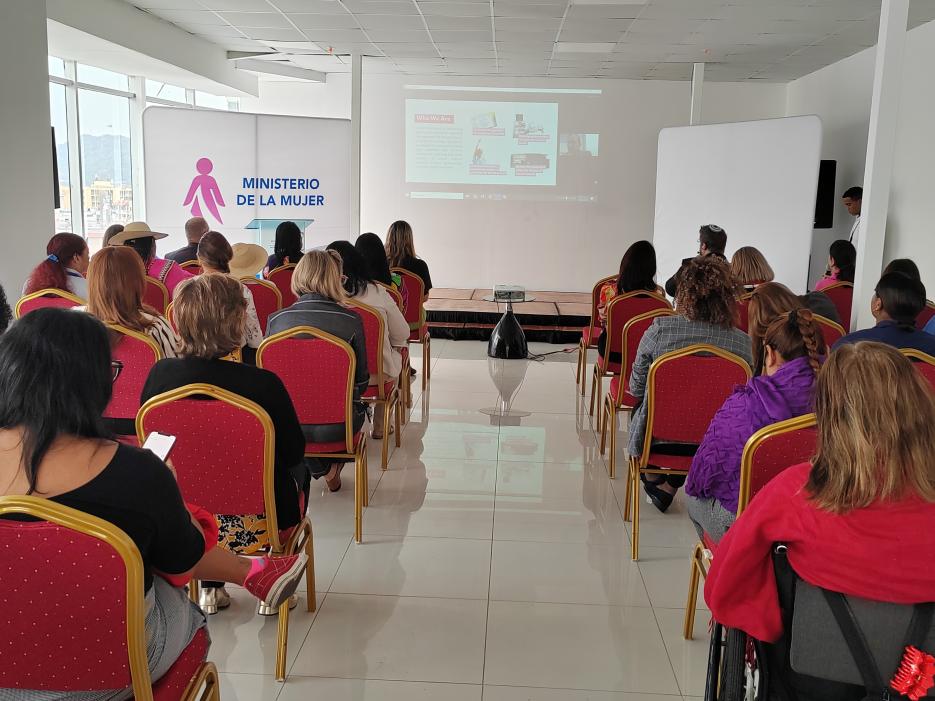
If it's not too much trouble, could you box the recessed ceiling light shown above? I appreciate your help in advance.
[554,42,617,53]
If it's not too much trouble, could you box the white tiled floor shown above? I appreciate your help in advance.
[211,339,710,701]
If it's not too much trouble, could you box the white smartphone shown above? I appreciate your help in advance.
[142,431,177,462]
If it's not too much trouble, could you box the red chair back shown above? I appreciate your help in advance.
[379,282,405,312]
[735,292,754,333]
[257,327,358,453]
[916,301,935,331]
[0,496,150,698]
[241,278,282,334]
[821,282,854,332]
[583,274,617,346]
[737,414,817,515]
[143,276,169,315]
[104,325,161,427]
[813,314,845,348]
[391,267,427,337]
[14,288,83,318]
[602,291,671,373]
[266,264,297,308]
[614,308,676,404]
[902,349,935,390]
[346,301,387,383]
[639,344,752,460]
[179,260,202,275]
[136,383,281,544]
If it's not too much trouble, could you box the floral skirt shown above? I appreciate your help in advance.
[216,513,270,555]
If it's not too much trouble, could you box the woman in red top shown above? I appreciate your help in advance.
[705,341,935,643]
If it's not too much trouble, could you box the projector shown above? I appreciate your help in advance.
[493,285,526,302]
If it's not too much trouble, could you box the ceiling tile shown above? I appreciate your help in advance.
[201,0,272,10]
[559,19,632,42]
[364,28,431,42]
[339,0,420,13]
[268,0,352,12]
[493,3,567,19]
[495,17,563,33]
[145,9,227,24]
[418,2,492,17]
[242,27,307,40]
[298,28,371,42]
[288,14,363,30]
[425,16,491,31]
[217,11,293,27]
[566,4,644,20]
[431,29,494,41]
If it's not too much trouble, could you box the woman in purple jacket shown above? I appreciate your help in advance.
[684,308,825,542]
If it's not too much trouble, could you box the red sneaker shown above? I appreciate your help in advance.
[243,554,308,610]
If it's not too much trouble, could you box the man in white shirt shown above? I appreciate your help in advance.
[842,186,862,246]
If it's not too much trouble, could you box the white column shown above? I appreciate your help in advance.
[129,75,147,221]
[350,53,362,236]
[64,60,84,237]
[0,0,54,295]
[853,0,909,330]
[690,62,705,126]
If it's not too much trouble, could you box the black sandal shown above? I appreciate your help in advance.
[642,482,674,513]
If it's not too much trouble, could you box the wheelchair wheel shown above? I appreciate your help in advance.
[705,625,763,701]
[719,628,747,701]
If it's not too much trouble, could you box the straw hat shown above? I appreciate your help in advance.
[108,221,168,246]
[230,243,268,279]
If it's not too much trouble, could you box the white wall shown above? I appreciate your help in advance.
[786,18,935,293]
[241,75,352,120]
[0,0,54,296]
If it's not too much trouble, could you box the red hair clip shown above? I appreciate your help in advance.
[890,646,935,701]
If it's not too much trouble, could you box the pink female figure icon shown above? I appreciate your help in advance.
[183,157,225,224]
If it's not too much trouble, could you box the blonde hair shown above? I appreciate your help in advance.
[386,220,416,268]
[730,246,774,287]
[173,274,246,359]
[808,342,935,513]
[86,247,157,332]
[291,249,347,302]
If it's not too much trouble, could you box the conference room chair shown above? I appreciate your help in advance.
[377,282,413,412]
[241,277,282,334]
[265,263,297,308]
[683,414,817,640]
[576,274,616,391]
[143,275,170,315]
[0,495,220,701]
[346,301,402,470]
[813,313,846,348]
[105,324,163,443]
[13,288,83,318]
[589,291,671,423]
[626,344,752,561]
[136,383,315,682]
[257,326,368,544]
[179,259,202,274]
[734,291,754,333]
[600,308,676,479]
[916,299,935,330]
[391,267,432,391]
[901,348,935,389]
[819,281,854,332]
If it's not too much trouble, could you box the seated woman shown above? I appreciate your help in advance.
[386,220,432,299]
[109,222,192,298]
[747,282,806,376]
[596,240,662,365]
[356,231,409,310]
[705,342,935,649]
[628,256,754,512]
[142,274,307,612]
[730,246,774,292]
[684,309,825,542]
[23,232,89,299]
[197,230,263,361]
[267,250,369,492]
[0,309,307,699]
[82,246,181,359]
[264,220,304,275]
[814,239,856,292]
[327,241,410,439]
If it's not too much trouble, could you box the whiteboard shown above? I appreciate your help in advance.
[653,115,822,294]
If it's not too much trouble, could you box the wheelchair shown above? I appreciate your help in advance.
[705,545,935,701]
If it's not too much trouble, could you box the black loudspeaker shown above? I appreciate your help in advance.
[814,159,836,229]
[51,127,61,210]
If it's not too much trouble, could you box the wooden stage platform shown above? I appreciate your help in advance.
[424,288,591,343]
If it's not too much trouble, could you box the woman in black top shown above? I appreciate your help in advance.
[0,309,307,698]
[142,274,307,612]
[356,232,395,287]
[386,220,432,297]
[264,220,304,274]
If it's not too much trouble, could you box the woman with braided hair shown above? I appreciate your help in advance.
[684,308,826,541]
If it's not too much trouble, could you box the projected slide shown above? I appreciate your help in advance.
[406,99,558,186]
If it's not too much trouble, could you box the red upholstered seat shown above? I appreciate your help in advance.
[105,326,162,427]
[821,282,854,332]
[608,376,638,409]
[701,531,717,552]
[149,628,210,701]
[581,326,599,347]
[814,315,845,347]
[362,380,397,399]
[241,278,282,334]
[143,277,169,315]
[305,431,364,454]
[407,324,429,343]
[265,264,297,308]
[917,302,935,330]
[645,451,694,472]
[14,289,83,318]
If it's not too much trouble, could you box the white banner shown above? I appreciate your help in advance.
[143,107,351,254]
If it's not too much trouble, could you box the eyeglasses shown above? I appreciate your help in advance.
[111,360,123,383]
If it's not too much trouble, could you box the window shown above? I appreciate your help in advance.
[78,89,132,246]
[48,56,66,79]
[77,63,129,92]
[49,83,72,233]
[146,80,187,103]
[195,90,231,110]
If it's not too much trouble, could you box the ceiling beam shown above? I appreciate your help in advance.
[234,58,326,83]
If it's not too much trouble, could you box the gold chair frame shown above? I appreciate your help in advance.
[391,267,431,391]
[0,495,221,701]
[14,288,84,318]
[576,274,616,391]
